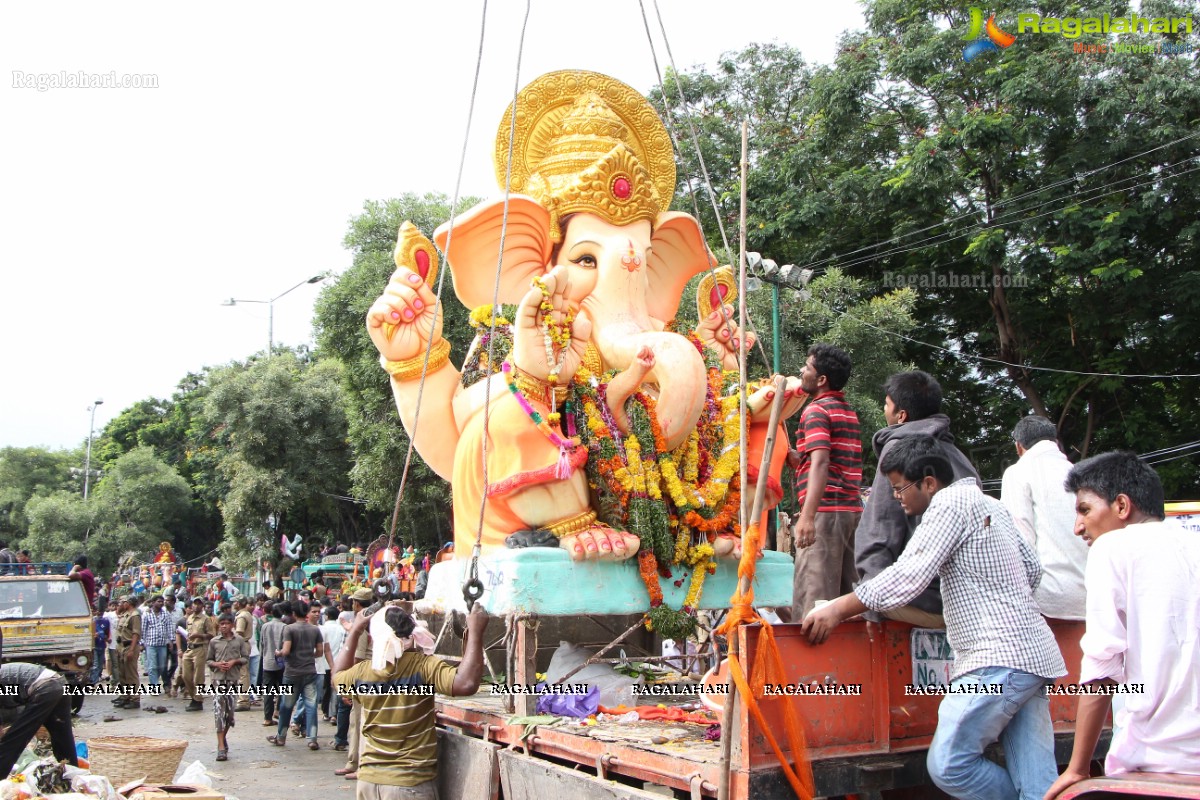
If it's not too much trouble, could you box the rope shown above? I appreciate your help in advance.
[635,0,775,375]
[384,0,492,567]
[792,131,1200,277]
[467,0,532,604]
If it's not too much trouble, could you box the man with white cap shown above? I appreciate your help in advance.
[334,601,487,800]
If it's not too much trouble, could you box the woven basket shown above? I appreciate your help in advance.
[86,735,189,786]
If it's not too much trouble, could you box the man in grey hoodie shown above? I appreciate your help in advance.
[854,370,979,627]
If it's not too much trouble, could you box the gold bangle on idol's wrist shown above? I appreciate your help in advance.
[544,510,598,539]
[511,363,568,405]
[381,339,452,381]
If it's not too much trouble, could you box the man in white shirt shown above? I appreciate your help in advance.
[320,605,347,723]
[1000,416,1089,620]
[1044,452,1200,799]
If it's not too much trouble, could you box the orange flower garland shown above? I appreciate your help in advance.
[638,550,663,608]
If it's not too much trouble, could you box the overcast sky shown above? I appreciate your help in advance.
[0,1,864,450]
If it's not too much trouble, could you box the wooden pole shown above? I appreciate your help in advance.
[718,118,751,800]
[719,118,796,800]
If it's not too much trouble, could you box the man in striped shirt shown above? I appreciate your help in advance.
[791,344,863,619]
[334,602,487,799]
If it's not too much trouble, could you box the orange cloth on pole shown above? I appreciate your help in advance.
[716,522,816,800]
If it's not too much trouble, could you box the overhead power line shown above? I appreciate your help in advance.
[791,130,1200,276]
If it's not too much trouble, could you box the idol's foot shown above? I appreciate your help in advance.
[559,525,641,562]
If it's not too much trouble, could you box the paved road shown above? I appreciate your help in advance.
[74,691,354,800]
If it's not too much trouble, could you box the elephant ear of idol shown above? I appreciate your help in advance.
[434,196,552,309]
[645,212,716,325]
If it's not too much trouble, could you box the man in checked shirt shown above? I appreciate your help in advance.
[803,435,1066,800]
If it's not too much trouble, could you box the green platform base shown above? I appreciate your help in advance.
[417,547,793,616]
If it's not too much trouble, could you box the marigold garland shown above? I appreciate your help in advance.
[638,550,663,608]
[466,312,749,641]
[683,543,716,613]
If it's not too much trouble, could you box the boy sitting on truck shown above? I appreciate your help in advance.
[1043,452,1200,799]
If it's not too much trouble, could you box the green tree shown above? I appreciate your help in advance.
[87,446,192,570]
[656,4,1200,493]
[22,447,191,573]
[200,350,356,570]
[91,372,226,564]
[313,193,480,550]
[0,446,78,541]
[23,491,96,564]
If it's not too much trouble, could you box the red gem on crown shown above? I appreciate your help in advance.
[611,175,632,200]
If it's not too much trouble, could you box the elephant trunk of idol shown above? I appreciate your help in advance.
[586,302,707,452]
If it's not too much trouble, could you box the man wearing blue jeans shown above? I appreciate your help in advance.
[804,435,1066,800]
[140,594,175,697]
[266,600,324,750]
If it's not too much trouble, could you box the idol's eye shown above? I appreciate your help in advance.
[571,254,597,269]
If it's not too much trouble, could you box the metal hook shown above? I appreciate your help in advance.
[463,577,484,604]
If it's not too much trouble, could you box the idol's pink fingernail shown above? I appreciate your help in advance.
[408,274,422,284]
[390,311,400,320]
[413,299,424,310]
[402,309,414,320]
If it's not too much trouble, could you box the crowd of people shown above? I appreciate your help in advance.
[79,575,486,797]
[787,346,1199,799]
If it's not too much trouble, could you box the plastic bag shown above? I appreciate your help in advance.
[11,748,40,778]
[65,768,118,800]
[20,757,68,795]
[173,761,213,787]
[544,641,639,708]
[534,684,598,718]
[0,779,34,800]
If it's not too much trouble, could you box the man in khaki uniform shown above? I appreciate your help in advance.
[114,596,142,709]
[180,597,217,711]
[233,598,255,711]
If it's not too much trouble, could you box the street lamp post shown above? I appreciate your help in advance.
[222,273,328,354]
[83,399,104,500]
[748,254,815,542]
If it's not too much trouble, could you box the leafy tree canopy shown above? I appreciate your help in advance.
[201,350,356,570]
[0,446,79,540]
[654,2,1200,493]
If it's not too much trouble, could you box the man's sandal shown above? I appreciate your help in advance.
[266,735,286,746]
[215,750,228,762]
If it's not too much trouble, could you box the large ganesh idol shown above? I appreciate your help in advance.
[367,72,802,624]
